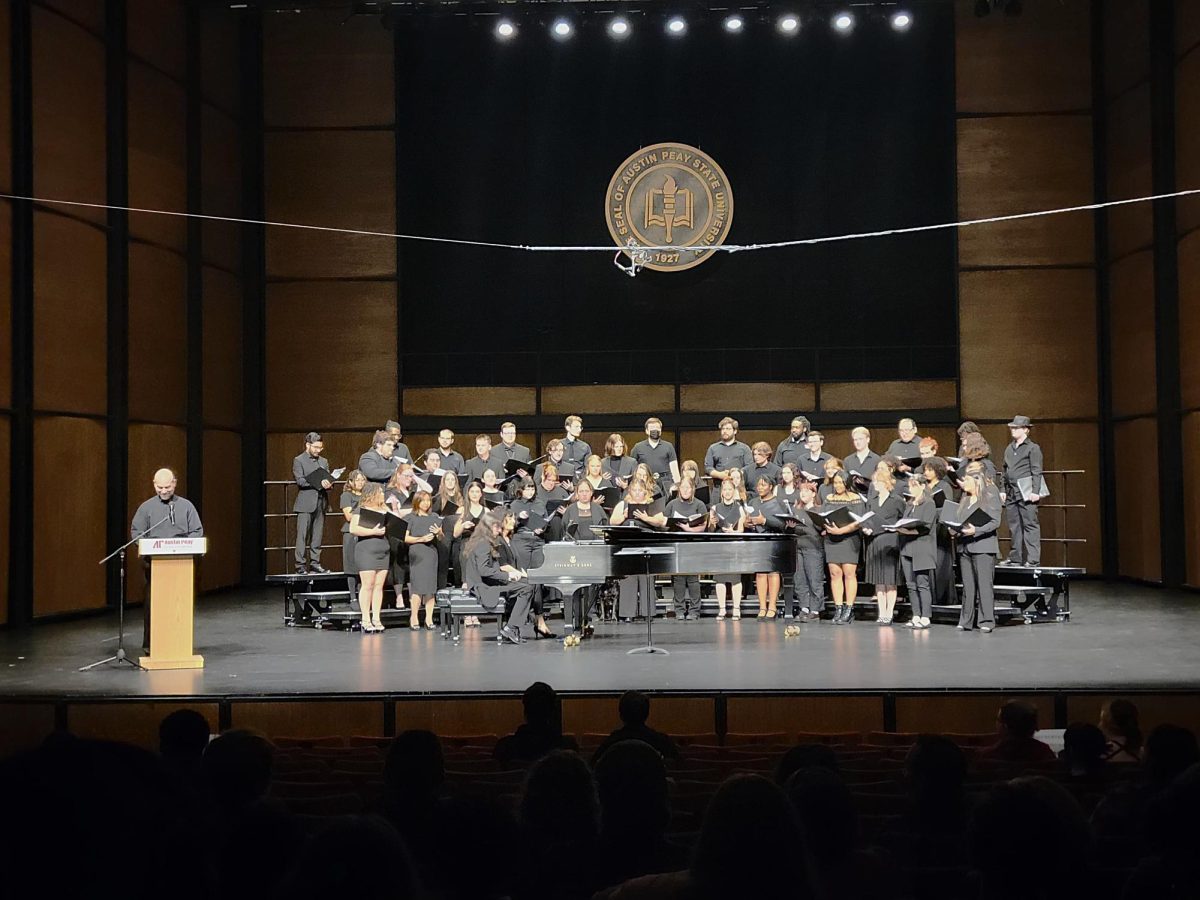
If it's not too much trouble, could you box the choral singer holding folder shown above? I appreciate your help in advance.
[292,432,337,575]
[948,461,1003,632]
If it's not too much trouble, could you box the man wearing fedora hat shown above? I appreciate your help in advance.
[1003,415,1044,566]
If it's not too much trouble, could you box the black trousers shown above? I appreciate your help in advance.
[933,539,955,606]
[387,536,409,603]
[958,552,996,629]
[901,557,933,619]
[1005,500,1041,565]
[294,508,324,566]
[671,576,700,614]
[794,546,826,612]
[502,583,536,636]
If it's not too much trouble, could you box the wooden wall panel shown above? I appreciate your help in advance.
[200,105,242,272]
[0,202,10,407]
[402,387,537,419]
[563,697,715,737]
[1178,49,1200,235]
[128,243,188,423]
[895,693,1054,735]
[1182,231,1200,410]
[959,269,1097,420]
[1181,2,1200,57]
[128,62,187,250]
[956,116,1094,267]
[126,0,186,80]
[394,698,524,738]
[33,416,106,615]
[202,266,243,430]
[1106,84,1153,260]
[68,701,218,751]
[40,0,104,35]
[541,385,675,416]
[264,10,394,128]
[679,383,815,414]
[0,416,8,626]
[265,282,397,430]
[1114,417,1161,582]
[230,700,385,738]
[1185,413,1200,588]
[955,0,1091,113]
[1066,693,1200,737]
[1104,1,1150,100]
[201,8,240,115]
[31,6,106,225]
[820,380,957,412]
[0,2,9,193]
[0,704,57,758]
[726,695,885,735]
[264,131,396,279]
[202,429,242,592]
[126,424,187,604]
[1108,250,1157,417]
[33,213,107,414]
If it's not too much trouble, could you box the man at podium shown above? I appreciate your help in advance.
[131,468,204,653]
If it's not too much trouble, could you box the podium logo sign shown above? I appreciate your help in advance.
[605,142,734,272]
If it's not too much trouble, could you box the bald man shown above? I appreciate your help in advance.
[131,468,204,653]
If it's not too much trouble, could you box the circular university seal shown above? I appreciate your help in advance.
[604,142,734,272]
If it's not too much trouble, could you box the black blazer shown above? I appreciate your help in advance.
[898,498,937,571]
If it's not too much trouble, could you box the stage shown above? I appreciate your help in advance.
[3,580,1198,700]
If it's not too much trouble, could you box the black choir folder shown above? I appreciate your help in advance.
[305,466,346,490]
[883,517,927,533]
[806,505,858,529]
[670,510,707,529]
[505,455,545,478]
[592,486,622,509]
[941,505,994,530]
[356,506,388,529]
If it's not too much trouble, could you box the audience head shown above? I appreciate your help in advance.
[158,708,210,766]
[617,690,651,727]
[276,815,421,900]
[384,729,445,799]
[202,729,275,812]
[594,740,670,836]
[1100,698,1143,755]
[784,767,857,864]
[1143,724,1200,785]
[522,681,561,730]
[775,743,839,785]
[1060,723,1108,775]
[997,700,1040,739]
[519,750,598,844]
[905,734,967,799]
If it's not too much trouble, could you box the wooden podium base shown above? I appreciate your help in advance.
[140,654,205,670]
[141,555,205,671]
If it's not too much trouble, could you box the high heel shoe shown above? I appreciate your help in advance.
[373,619,385,632]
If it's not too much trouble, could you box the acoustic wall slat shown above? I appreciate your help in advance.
[201,429,241,592]
[725,696,885,735]
[126,0,186,81]
[1185,412,1200,588]
[263,9,394,129]
[265,282,397,431]
[956,116,1094,267]
[202,266,243,430]
[201,7,240,115]
[127,61,187,251]
[0,202,10,408]
[31,5,106,226]
[1181,230,1200,410]
[679,383,816,414]
[68,701,218,751]
[959,269,1097,421]
[1106,84,1153,260]
[1104,1,1150,101]
[33,212,107,415]
[1181,2,1200,57]
[0,415,9,625]
[402,387,537,419]
[39,1,104,35]
[896,694,1053,734]
[0,2,9,194]
[33,416,107,616]
[954,0,1091,114]
[541,385,675,416]
[264,131,396,279]
[1108,250,1157,417]
[231,700,384,738]
[1178,48,1200,237]
[820,380,957,412]
[200,105,242,272]
[126,424,187,604]
[1113,417,1161,583]
[128,243,188,424]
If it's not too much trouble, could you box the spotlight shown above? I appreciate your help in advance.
[723,14,744,33]
[777,13,800,34]
[832,11,854,32]
[608,16,631,38]
[495,18,517,40]
[890,10,912,30]
[551,18,574,39]
[666,15,687,36]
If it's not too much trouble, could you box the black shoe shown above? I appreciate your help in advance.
[832,606,844,624]
[294,564,308,575]
[535,627,558,640]
[309,563,327,574]
[843,605,854,624]
[498,625,523,645]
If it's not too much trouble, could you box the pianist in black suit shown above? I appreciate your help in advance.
[463,511,534,645]
[509,476,555,638]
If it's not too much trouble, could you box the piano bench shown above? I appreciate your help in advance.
[435,588,506,642]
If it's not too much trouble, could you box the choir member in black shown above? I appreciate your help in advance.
[664,477,706,620]
[726,465,749,503]
[610,479,666,620]
[773,416,811,468]
[961,431,998,484]
[921,456,956,609]
[462,511,534,645]
[338,469,367,611]
[704,417,753,489]
[583,454,607,491]
[822,470,865,624]
[562,415,592,473]
[956,421,981,458]
[846,427,882,490]
[887,418,922,471]
[465,434,507,483]
[558,481,610,632]
[817,456,844,502]
[777,462,802,504]
[795,431,831,482]
[433,471,464,589]
[292,432,331,575]
[454,481,486,626]
[631,418,681,491]
[950,462,1002,632]
[789,481,825,620]
[497,421,533,474]
[601,434,637,487]
[897,475,937,629]
[404,491,443,631]
[384,464,416,612]
[436,429,466,475]
[860,466,905,625]
[1002,415,1044,567]
[359,429,400,485]
[538,439,576,485]
[480,468,507,508]
[349,483,390,633]
[707,478,746,619]
[509,477,556,639]
[743,442,782,491]
[384,420,414,465]
[744,475,787,619]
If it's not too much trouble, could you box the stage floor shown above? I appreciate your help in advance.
[2,580,1198,699]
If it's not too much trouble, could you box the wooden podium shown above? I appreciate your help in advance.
[138,537,207,670]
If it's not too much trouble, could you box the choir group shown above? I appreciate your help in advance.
[290,413,1046,642]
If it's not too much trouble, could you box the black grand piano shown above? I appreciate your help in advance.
[525,525,795,631]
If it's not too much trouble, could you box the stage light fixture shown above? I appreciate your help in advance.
[666,15,687,36]
[608,16,631,38]
[832,11,854,32]
[723,14,744,33]
[777,14,800,34]
[890,10,912,30]
[551,18,574,39]
[495,18,517,39]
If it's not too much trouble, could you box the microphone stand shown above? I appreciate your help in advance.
[80,514,171,671]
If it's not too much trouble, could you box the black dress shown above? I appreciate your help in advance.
[406,513,441,595]
[863,492,905,585]
[822,493,865,565]
[339,490,360,576]
[354,510,391,571]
